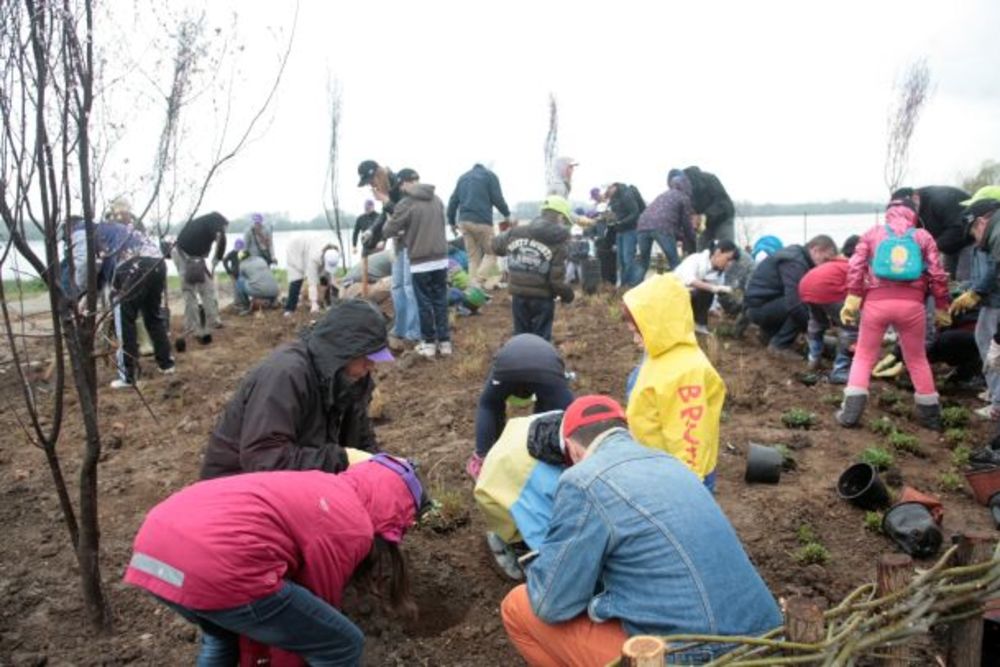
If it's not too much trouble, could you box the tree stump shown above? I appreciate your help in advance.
[785,596,824,664]
[876,553,914,666]
[947,531,995,667]
[621,636,666,667]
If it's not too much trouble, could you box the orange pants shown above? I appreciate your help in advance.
[501,584,627,667]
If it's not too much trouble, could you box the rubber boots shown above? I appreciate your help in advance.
[836,388,868,427]
[914,393,942,431]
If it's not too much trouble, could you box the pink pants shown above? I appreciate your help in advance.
[847,297,936,395]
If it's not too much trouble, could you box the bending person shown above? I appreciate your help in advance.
[672,239,740,333]
[466,334,574,479]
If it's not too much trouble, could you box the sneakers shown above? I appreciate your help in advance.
[198,334,213,345]
[415,342,436,358]
[109,378,134,390]
[694,324,711,335]
[466,453,484,480]
[438,341,453,356]
[283,311,294,318]
[158,364,176,375]
[485,532,524,581]
[979,389,992,403]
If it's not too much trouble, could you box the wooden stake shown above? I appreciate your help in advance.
[621,636,666,667]
[361,254,369,298]
[785,596,824,664]
[947,531,995,667]
[876,553,914,666]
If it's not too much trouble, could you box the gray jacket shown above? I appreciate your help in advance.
[238,256,279,299]
[383,184,449,267]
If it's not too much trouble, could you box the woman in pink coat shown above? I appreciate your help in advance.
[124,455,424,666]
[836,198,950,430]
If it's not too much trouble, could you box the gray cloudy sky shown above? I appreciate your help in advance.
[121,0,1000,220]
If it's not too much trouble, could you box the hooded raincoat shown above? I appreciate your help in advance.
[124,462,416,611]
[623,274,725,480]
[200,300,387,479]
[474,412,565,549]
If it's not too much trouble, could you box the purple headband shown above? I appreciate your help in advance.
[370,453,426,515]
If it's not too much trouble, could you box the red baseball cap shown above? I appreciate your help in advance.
[561,395,627,446]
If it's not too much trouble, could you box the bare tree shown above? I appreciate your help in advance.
[544,92,558,189]
[323,76,346,268]
[961,159,1000,193]
[884,58,931,193]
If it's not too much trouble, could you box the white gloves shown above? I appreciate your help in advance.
[308,284,321,313]
[712,284,734,295]
[987,340,1000,371]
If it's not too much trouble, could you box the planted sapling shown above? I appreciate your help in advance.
[859,446,895,470]
[782,408,817,430]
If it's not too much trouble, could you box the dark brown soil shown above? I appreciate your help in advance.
[0,288,995,665]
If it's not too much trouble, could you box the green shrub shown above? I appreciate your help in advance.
[938,470,963,492]
[775,444,797,471]
[886,431,921,455]
[863,511,883,534]
[940,406,972,429]
[951,446,972,469]
[782,408,818,430]
[877,388,903,407]
[796,524,819,545]
[793,543,830,565]
[868,416,896,436]
[944,428,968,446]
[859,447,895,470]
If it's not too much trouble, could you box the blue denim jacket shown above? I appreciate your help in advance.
[526,431,782,663]
[970,249,1000,308]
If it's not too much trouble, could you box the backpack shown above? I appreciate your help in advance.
[871,225,923,281]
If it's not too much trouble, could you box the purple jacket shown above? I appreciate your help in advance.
[637,186,695,247]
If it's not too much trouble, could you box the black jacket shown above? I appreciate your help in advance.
[683,167,735,230]
[493,212,573,301]
[200,299,387,479]
[352,211,379,248]
[917,185,970,254]
[744,244,814,311]
[447,164,511,226]
[176,212,228,259]
[607,183,643,232]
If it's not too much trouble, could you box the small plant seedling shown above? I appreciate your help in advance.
[821,393,843,407]
[944,427,968,446]
[951,445,972,469]
[796,524,819,546]
[421,488,470,534]
[877,388,903,407]
[886,431,922,455]
[940,406,972,429]
[863,511,883,534]
[938,470,963,492]
[859,446,895,470]
[775,444,797,471]
[782,408,817,430]
[793,542,831,565]
[868,416,896,436]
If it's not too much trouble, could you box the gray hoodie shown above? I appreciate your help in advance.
[383,183,448,267]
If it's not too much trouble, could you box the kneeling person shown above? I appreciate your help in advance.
[235,252,280,311]
[501,395,782,666]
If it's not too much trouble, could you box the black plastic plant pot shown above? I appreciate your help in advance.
[881,502,943,559]
[990,492,1000,529]
[837,463,891,510]
[745,443,782,484]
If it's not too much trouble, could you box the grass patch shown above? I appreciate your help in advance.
[940,406,972,429]
[944,428,968,446]
[886,431,922,455]
[863,511,883,534]
[793,542,831,565]
[868,416,895,436]
[796,524,819,546]
[781,408,817,430]
[938,470,963,493]
[951,446,972,469]
[859,446,895,470]
[2,277,48,296]
[420,487,470,534]
[821,392,843,407]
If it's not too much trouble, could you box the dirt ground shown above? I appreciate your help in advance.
[0,286,996,666]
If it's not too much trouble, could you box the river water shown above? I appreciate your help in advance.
[2,213,884,281]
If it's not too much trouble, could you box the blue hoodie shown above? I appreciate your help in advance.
[447,164,511,226]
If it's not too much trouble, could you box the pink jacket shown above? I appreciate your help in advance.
[123,463,416,611]
[846,204,949,309]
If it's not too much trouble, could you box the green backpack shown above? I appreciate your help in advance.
[871,225,923,281]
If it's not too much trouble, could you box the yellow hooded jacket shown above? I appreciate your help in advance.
[623,274,725,479]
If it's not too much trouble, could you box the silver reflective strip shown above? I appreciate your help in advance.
[130,552,185,587]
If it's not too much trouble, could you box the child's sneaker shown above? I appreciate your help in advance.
[109,378,133,390]
[438,341,453,356]
[415,342,436,358]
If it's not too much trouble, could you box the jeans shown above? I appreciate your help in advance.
[976,306,1000,406]
[114,257,173,382]
[235,277,250,309]
[697,216,735,251]
[160,581,364,667]
[411,268,450,343]
[511,295,556,341]
[284,279,303,313]
[806,303,857,383]
[390,248,421,341]
[690,289,715,327]
[637,229,679,275]
[616,229,640,287]
[474,376,574,457]
[746,298,807,349]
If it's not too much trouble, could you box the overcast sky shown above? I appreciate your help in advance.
[111,0,1000,221]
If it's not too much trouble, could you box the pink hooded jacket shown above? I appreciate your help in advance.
[123,462,416,611]
[846,203,949,309]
